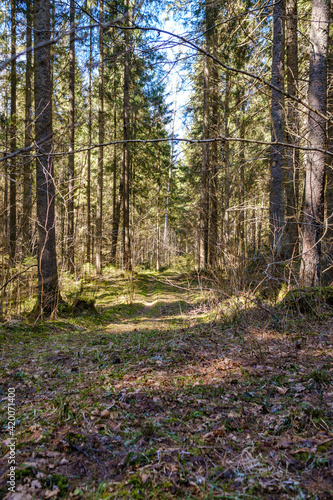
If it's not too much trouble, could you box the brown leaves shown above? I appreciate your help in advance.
[275,386,288,395]
[27,424,43,442]
[1,271,333,499]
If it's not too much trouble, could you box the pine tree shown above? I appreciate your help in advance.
[34,0,59,315]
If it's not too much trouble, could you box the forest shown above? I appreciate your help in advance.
[0,0,333,498]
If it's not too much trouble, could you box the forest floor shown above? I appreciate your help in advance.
[0,268,333,499]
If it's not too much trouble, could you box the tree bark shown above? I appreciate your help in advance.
[22,0,33,256]
[223,70,230,251]
[96,0,104,275]
[208,6,219,268]
[284,0,299,260]
[111,74,120,264]
[324,28,333,282]
[9,0,16,263]
[34,0,59,315]
[87,20,92,263]
[200,45,209,269]
[270,0,285,263]
[301,0,330,286]
[164,85,177,249]
[3,76,9,250]
[123,1,131,272]
[237,97,246,267]
[67,0,75,274]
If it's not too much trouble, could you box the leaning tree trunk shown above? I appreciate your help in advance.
[22,0,33,256]
[96,0,104,275]
[34,0,59,315]
[301,0,330,286]
[67,0,75,274]
[270,0,285,264]
[9,0,16,264]
[284,0,299,261]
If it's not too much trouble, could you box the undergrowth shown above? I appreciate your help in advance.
[0,268,332,499]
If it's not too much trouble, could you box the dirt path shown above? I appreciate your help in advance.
[0,270,332,499]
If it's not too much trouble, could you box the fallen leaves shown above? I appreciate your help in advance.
[1,271,333,499]
[26,425,43,443]
[100,409,110,418]
[275,386,288,395]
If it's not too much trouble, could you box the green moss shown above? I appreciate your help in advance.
[43,474,68,497]
[279,286,333,315]
[16,465,37,480]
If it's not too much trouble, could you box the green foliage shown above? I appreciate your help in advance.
[43,474,68,497]
[279,287,333,315]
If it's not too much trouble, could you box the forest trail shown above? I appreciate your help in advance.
[0,270,333,499]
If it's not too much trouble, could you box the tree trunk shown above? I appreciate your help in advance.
[3,80,9,250]
[22,0,33,255]
[67,0,75,274]
[156,220,160,271]
[111,68,120,264]
[9,0,16,263]
[300,0,330,286]
[209,8,219,268]
[223,70,230,250]
[284,0,299,260]
[270,0,285,264]
[34,0,59,315]
[200,46,209,269]
[237,98,246,270]
[87,20,92,263]
[324,30,333,282]
[123,2,131,271]
[164,85,177,249]
[96,0,104,275]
